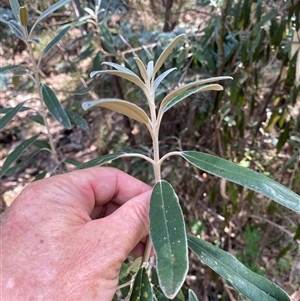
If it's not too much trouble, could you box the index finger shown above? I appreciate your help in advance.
[41,167,152,214]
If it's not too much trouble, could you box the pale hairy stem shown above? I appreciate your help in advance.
[159,151,182,165]
[144,151,181,265]
[142,78,161,266]
[25,31,62,173]
[117,279,134,290]
[119,153,155,165]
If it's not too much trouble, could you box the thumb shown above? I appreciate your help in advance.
[91,190,151,260]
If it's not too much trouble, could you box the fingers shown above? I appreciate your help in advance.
[88,190,152,260]
[70,167,151,215]
[17,167,151,216]
[10,167,152,262]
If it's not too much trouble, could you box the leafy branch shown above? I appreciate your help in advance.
[81,33,298,300]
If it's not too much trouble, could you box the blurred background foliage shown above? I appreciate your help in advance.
[1,0,300,299]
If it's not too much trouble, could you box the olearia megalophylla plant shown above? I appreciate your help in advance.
[81,34,298,301]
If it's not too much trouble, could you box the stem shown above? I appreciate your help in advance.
[116,279,134,290]
[142,77,161,265]
[159,151,181,165]
[26,38,62,172]
[119,153,155,165]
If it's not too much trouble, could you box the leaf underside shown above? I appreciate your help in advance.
[0,134,40,178]
[0,100,27,131]
[41,83,71,129]
[77,153,125,169]
[188,289,200,301]
[82,98,150,125]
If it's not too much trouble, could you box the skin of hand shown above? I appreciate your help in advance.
[1,167,152,301]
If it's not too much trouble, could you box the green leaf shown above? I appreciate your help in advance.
[0,100,27,130]
[64,158,81,167]
[99,22,115,53]
[90,70,146,92]
[0,18,26,41]
[33,140,51,150]
[29,0,72,37]
[129,267,153,301]
[188,235,290,301]
[9,0,20,20]
[27,114,45,125]
[68,86,94,95]
[276,243,293,261]
[82,98,150,125]
[41,25,71,57]
[0,64,26,74]
[119,261,130,282]
[77,153,125,169]
[153,34,185,77]
[181,151,300,213]
[12,70,27,77]
[154,68,177,90]
[65,110,89,131]
[153,287,183,301]
[0,106,30,115]
[0,134,40,178]
[34,171,48,181]
[91,51,103,72]
[188,289,200,301]
[160,76,232,112]
[150,180,188,298]
[276,122,290,153]
[72,44,94,64]
[4,149,43,176]
[69,31,93,47]
[254,10,277,32]
[125,257,142,276]
[41,83,71,129]
[294,224,300,241]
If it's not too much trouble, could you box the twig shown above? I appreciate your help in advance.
[221,278,237,301]
[177,54,194,85]
[251,66,283,144]
[289,153,300,189]
[120,43,158,56]
[248,214,295,238]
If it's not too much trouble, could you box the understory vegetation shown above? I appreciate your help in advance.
[1,0,300,300]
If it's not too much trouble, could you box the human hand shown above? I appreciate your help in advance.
[1,167,152,301]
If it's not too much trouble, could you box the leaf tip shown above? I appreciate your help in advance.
[82,101,91,111]
[90,71,97,78]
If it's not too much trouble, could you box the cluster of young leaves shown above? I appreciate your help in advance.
[0,0,89,178]
[75,0,300,166]
[81,34,299,300]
